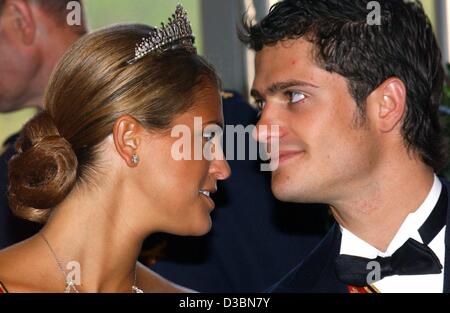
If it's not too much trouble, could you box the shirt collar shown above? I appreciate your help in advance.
[340,174,442,258]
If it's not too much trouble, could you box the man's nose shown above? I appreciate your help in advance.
[253,103,283,143]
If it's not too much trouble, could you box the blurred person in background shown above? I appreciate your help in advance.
[0,0,87,248]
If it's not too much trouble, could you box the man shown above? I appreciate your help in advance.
[0,0,87,248]
[241,0,450,292]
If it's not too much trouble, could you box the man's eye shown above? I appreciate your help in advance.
[289,91,306,104]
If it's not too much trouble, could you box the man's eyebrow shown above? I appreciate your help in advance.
[251,80,319,98]
[267,80,318,94]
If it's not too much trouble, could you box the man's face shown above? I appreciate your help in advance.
[252,39,380,204]
[0,6,39,112]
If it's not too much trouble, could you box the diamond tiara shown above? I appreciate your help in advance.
[127,4,196,65]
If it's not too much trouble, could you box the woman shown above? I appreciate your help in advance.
[0,5,230,292]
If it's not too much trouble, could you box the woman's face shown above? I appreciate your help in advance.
[135,85,231,236]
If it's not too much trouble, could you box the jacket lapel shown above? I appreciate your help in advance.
[310,224,348,292]
[441,179,450,293]
[272,224,347,292]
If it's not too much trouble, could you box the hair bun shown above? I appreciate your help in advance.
[8,111,78,223]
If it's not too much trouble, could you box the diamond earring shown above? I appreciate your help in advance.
[131,153,140,165]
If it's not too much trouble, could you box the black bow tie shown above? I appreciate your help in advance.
[335,238,443,287]
[335,182,447,287]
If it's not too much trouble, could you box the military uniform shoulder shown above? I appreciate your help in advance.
[0,132,20,158]
[220,91,236,100]
[221,90,247,103]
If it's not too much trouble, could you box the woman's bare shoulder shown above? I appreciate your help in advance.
[0,247,28,292]
[136,262,196,293]
[0,238,51,292]
[0,244,24,278]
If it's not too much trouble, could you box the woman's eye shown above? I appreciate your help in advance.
[255,99,266,112]
[289,91,306,104]
[203,132,215,142]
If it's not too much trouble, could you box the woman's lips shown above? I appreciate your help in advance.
[199,190,215,209]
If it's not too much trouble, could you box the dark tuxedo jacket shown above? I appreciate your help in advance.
[268,179,450,293]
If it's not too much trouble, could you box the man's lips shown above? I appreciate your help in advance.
[272,150,304,163]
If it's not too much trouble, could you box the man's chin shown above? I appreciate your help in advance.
[271,184,299,202]
[271,180,319,203]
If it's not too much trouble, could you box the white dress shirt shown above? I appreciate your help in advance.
[339,174,446,293]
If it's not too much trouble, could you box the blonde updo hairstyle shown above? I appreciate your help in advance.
[8,24,220,223]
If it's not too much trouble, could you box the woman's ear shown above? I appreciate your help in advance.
[113,115,142,167]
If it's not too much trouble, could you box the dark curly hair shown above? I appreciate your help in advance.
[240,0,447,172]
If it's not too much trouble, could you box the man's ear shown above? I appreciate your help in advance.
[113,115,143,168]
[3,0,36,45]
[367,77,406,133]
